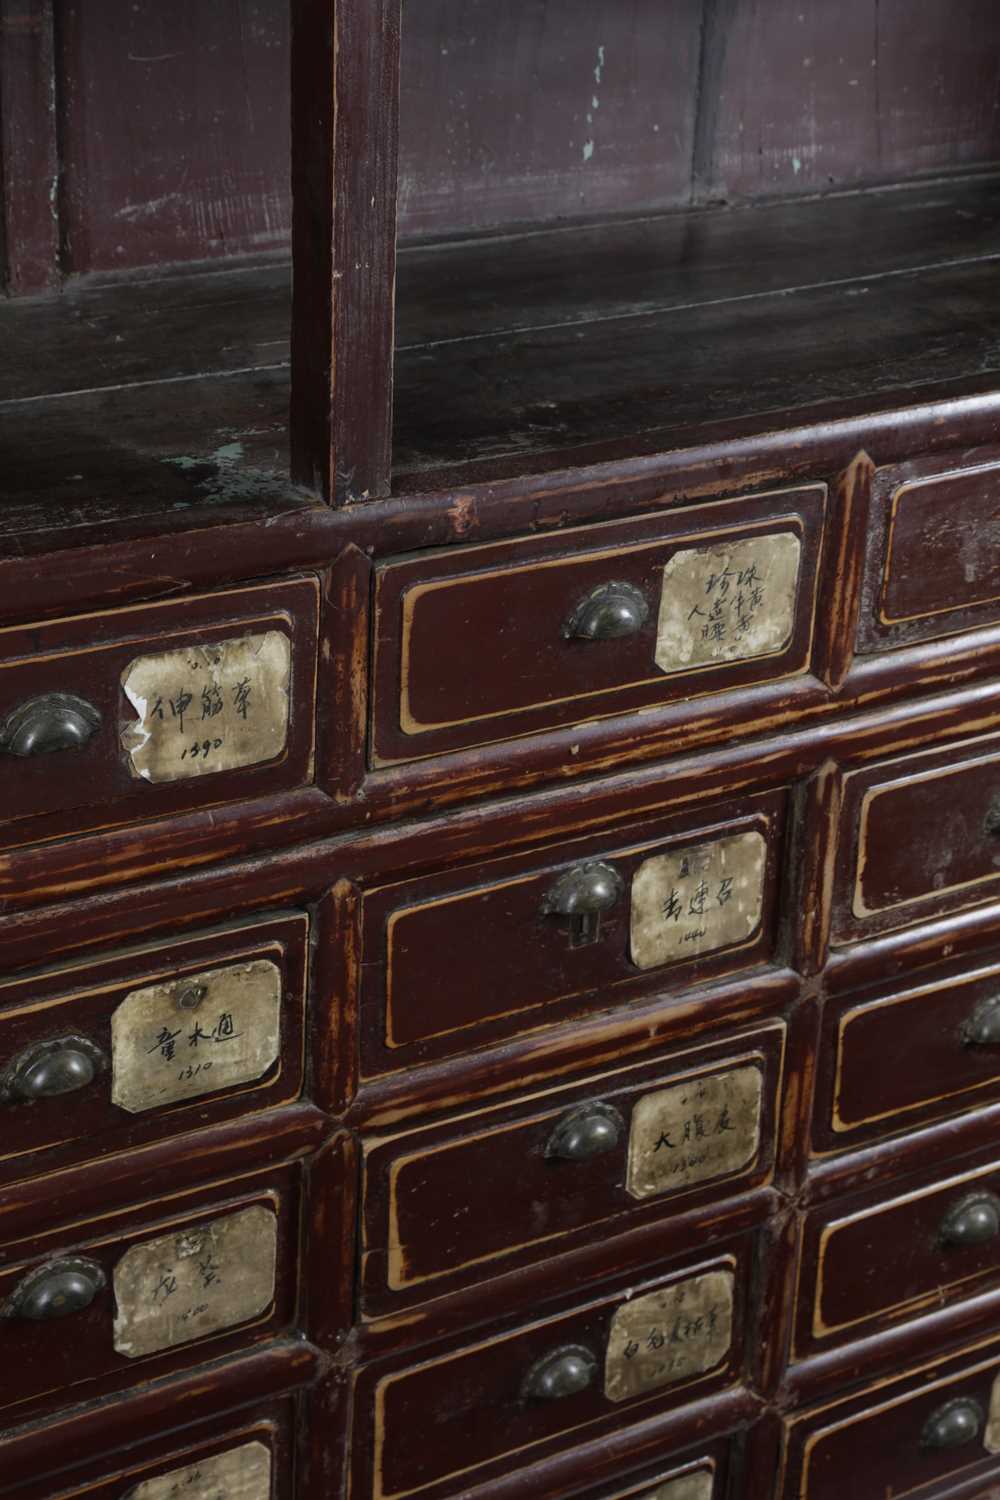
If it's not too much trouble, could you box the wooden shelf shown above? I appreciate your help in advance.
[4,171,1000,528]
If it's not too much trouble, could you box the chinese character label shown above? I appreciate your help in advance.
[126,1441,272,1500]
[121,631,291,783]
[654,532,801,676]
[638,1471,715,1500]
[111,960,282,1115]
[113,1205,277,1359]
[629,830,767,970]
[604,1269,734,1403]
[627,1066,764,1200]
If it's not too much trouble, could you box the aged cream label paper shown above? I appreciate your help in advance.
[630,830,766,970]
[627,1065,763,1200]
[654,532,801,675]
[121,631,291,782]
[113,1205,277,1358]
[127,1442,272,1500]
[637,1471,714,1500]
[604,1269,734,1403]
[986,1373,1000,1453]
[111,960,282,1114]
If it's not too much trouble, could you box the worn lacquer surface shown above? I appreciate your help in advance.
[627,1066,763,1200]
[113,1205,277,1358]
[121,632,291,782]
[126,1442,272,1500]
[604,1270,734,1403]
[630,832,766,970]
[111,960,282,1114]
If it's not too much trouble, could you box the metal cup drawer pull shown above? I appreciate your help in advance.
[0,693,101,757]
[939,1191,1000,1248]
[3,1257,106,1322]
[0,1035,106,1105]
[520,1343,598,1401]
[920,1396,985,1450]
[960,995,1000,1047]
[541,861,625,947]
[563,581,650,641]
[545,1101,624,1162]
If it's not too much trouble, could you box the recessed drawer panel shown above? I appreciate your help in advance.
[0,1165,298,1418]
[372,486,825,763]
[0,913,308,1182]
[834,733,1000,942]
[360,792,786,1075]
[352,1245,749,1500]
[796,1152,1000,1359]
[0,577,318,848]
[361,1022,785,1312]
[783,1339,1000,1500]
[859,451,1000,652]
[815,953,1000,1152]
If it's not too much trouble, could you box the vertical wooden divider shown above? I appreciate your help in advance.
[0,0,61,293]
[290,0,401,506]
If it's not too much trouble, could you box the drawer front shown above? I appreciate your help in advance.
[783,1343,1000,1500]
[11,1412,294,1500]
[796,1153,1000,1358]
[353,1247,749,1500]
[834,734,1000,943]
[372,486,825,763]
[0,913,307,1181]
[859,451,1000,652]
[0,577,318,845]
[362,1023,784,1312]
[361,792,786,1074]
[815,954,1000,1152]
[0,1167,297,1417]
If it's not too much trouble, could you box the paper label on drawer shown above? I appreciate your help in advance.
[629,831,766,970]
[121,631,291,782]
[627,1066,763,1200]
[111,960,282,1114]
[638,1472,714,1500]
[604,1269,734,1403]
[986,1373,1000,1453]
[654,532,801,675]
[113,1204,277,1359]
[127,1442,272,1500]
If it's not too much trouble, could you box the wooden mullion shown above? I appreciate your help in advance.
[290,0,401,506]
[0,0,60,294]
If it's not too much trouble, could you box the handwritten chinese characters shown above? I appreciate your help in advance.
[654,532,801,675]
[121,631,291,783]
[627,1066,763,1200]
[640,1471,715,1500]
[113,1205,277,1359]
[127,1442,272,1500]
[111,960,282,1114]
[604,1269,734,1403]
[630,830,767,970]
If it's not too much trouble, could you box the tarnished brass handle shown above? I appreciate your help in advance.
[563,582,649,641]
[546,1101,624,1162]
[939,1191,1000,1249]
[920,1396,984,1449]
[521,1344,597,1401]
[0,1035,106,1106]
[0,694,101,757]
[961,995,1000,1048]
[541,861,625,946]
[3,1257,106,1321]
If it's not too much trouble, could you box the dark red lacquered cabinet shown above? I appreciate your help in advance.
[5,2,1000,1497]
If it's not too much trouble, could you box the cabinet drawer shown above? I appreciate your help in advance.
[360,792,786,1075]
[834,733,1000,942]
[815,952,1000,1152]
[782,1338,1000,1500]
[0,1165,298,1419]
[796,1151,1000,1359]
[0,577,318,848]
[372,486,825,763]
[352,1244,750,1500]
[0,913,307,1183]
[859,451,1000,652]
[361,1022,784,1312]
[593,1445,731,1500]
